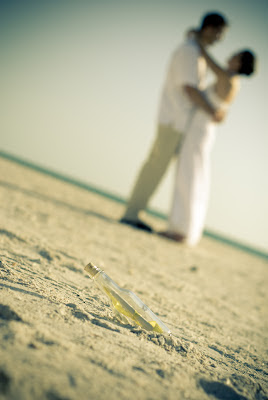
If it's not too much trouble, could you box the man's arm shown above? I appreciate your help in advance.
[184,85,225,122]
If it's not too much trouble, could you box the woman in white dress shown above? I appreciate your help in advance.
[159,38,256,245]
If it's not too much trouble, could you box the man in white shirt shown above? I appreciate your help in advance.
[120,12,228,233]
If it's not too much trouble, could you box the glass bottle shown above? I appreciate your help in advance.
[84,263,171,335]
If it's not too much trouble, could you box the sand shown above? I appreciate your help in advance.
[0,156,267,400]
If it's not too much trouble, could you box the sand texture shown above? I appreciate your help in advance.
[0,157,267,400]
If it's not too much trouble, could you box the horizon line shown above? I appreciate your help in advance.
[1,149,267,261]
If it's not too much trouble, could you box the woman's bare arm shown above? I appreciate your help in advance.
[187,29,228,78]
[199,45,227,78]
[186,29,227,78]
[183,85,226,122]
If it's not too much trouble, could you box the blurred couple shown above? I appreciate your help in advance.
[120,12,256,246]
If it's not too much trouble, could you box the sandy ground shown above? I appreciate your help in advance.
[0,156,267,400]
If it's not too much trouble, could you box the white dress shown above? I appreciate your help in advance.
[168,86,228,245]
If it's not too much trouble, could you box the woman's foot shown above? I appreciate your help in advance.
[158,230,185,242]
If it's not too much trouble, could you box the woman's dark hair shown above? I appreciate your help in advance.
[239,50,256,76]
[201,12,228,29]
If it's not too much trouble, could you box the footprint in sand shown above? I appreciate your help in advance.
[38,249,54,262]
[65,303,89,321]
[0,370,11,395]
[0,304,22,322]
[0,229,26,243]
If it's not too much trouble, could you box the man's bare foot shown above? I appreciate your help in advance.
[158,230,185,242]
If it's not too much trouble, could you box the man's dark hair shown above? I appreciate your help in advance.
[239,50,256,76]
[201,12,228,30]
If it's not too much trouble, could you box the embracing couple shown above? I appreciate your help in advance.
[120,12,256,246]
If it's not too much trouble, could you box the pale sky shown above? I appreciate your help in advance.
[1,0,267,251]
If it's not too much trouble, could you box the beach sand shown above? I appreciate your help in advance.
[0,156,267,400]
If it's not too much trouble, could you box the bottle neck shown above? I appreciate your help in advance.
[84,263,102,279]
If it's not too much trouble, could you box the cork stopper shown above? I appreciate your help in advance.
[84,263,102,279]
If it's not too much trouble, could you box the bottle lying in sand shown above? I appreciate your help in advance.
[85,263,171,335]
